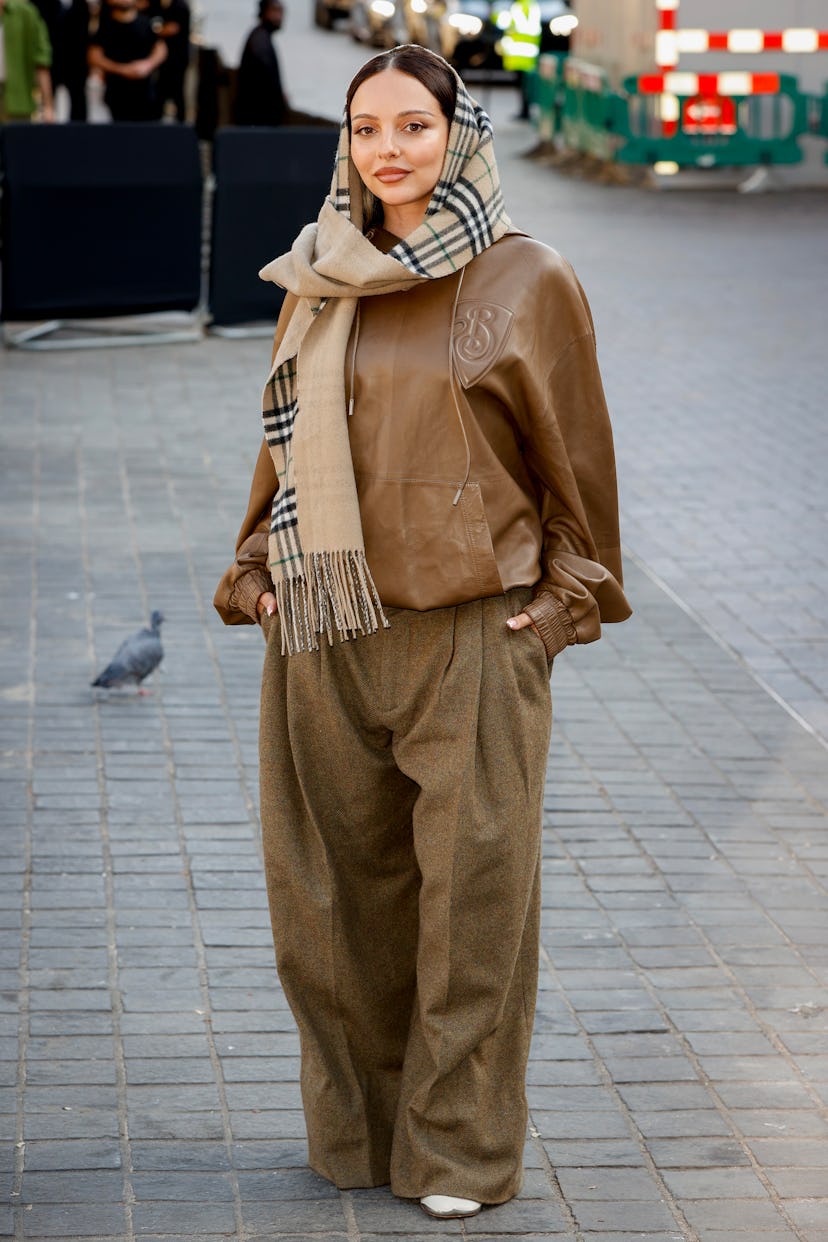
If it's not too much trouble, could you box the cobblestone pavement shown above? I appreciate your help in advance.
[3,21,828,1242]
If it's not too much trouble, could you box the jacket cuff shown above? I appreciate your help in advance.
[229,569,274,624]
[523,593,577,659]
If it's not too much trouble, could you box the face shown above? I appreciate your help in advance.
[263,2,283,28]
[349,68,451,235]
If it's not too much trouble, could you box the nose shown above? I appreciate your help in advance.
[378,129,400,160]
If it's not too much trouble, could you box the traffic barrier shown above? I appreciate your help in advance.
[528,53,565,141]
[529,58,821,171]
[617,73,809,168]
[654,0,828,71]
[208,127,338,330]
[0,123,203,347]
[558,59,627,161]
[649,0,828,168]
[531,1,828,175]
[0,123,341,347]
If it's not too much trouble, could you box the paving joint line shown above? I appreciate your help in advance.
[79,435,137,1242]
[591,612,828,1004]
[550,732,822,1241]
[589,573,828,938]
[151,386,263,851]
[624,545,828,752]
[536,932,700,1242]
[10,389,39,1242]
[116,426,247,1241]
[526,1123,585,1242]
[339,1188,362,1241]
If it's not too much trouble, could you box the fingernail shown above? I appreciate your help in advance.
[267,606,276,616]
[506,618,518,629]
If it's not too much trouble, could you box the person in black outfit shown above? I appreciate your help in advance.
[88,0,166,121]
[234,0,287,127]
[154,0,190,121]
[31,0,90,119]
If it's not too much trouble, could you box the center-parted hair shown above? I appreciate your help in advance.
[345,45,457,129]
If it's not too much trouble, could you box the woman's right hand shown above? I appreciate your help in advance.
[257,592,278,623]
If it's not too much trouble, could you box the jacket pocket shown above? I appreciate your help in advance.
[356,476,504,610]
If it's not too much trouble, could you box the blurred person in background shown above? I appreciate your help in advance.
[0,0,55,120]
[31,0,89,119]
[153,0,189,121]
[500,0,541,119]
[233,0,286,126]
[87,0,165,120]
[216,43,629,1224]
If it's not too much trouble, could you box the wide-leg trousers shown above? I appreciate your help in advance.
[258,587,552,1204]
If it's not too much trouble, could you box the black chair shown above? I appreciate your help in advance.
[208,126,338,332]
[0,123,203,347]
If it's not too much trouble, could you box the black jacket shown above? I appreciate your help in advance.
[234,22,287,126]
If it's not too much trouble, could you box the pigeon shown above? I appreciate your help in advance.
[91,610,164,694]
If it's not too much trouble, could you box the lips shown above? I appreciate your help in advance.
[374,168,410,182]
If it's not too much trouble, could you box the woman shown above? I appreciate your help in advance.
[215,44,631,1221]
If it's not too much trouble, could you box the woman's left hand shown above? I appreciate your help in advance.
[506,611,540,638]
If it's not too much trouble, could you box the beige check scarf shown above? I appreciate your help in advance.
[258,54,511,654]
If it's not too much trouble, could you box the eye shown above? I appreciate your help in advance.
[354,124,376,137]
[404,121,426,133]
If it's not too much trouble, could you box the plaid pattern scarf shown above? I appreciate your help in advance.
[258,54,511,654]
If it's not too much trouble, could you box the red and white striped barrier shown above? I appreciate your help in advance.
[655,1,828,71]
[675,29,828,55]
[655,1,824,67]
[659,28,828,65]
[638,72,782,97]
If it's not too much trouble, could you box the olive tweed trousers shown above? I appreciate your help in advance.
[258,587,552,1204]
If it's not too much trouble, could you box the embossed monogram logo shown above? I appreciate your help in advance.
[452,302,514,388]
[455,306,496,363]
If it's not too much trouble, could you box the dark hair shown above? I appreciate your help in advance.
[345,45,457,128]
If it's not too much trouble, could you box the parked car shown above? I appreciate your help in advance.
[348,0,409,47]
[314,0,354,30]
[404,0,445,53]
[438,0,575,75]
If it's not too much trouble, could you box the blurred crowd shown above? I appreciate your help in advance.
[0,0,326,127]
[0,0,574,127]
[0,0,191,122]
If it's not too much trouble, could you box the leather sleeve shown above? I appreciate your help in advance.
[514,268,632,657]
[213,439,278,625]
[213,294,298,626]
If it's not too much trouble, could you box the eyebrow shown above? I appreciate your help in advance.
[351,109,437,121]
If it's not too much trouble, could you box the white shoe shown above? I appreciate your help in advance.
[420,1194,482,1219]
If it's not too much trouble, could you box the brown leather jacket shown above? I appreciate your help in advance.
[214,232,631,658]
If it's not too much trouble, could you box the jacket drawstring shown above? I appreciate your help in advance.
[449,267,471,507]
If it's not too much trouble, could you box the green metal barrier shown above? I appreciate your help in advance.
[559,59,625,161]
[617,73,809,168]
[529,58,821,170]
[529,53,565,142]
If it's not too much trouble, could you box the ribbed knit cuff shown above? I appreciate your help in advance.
[523,594,577,660]
[229,569,274,625]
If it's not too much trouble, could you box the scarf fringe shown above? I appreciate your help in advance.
[274,550,390,655]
